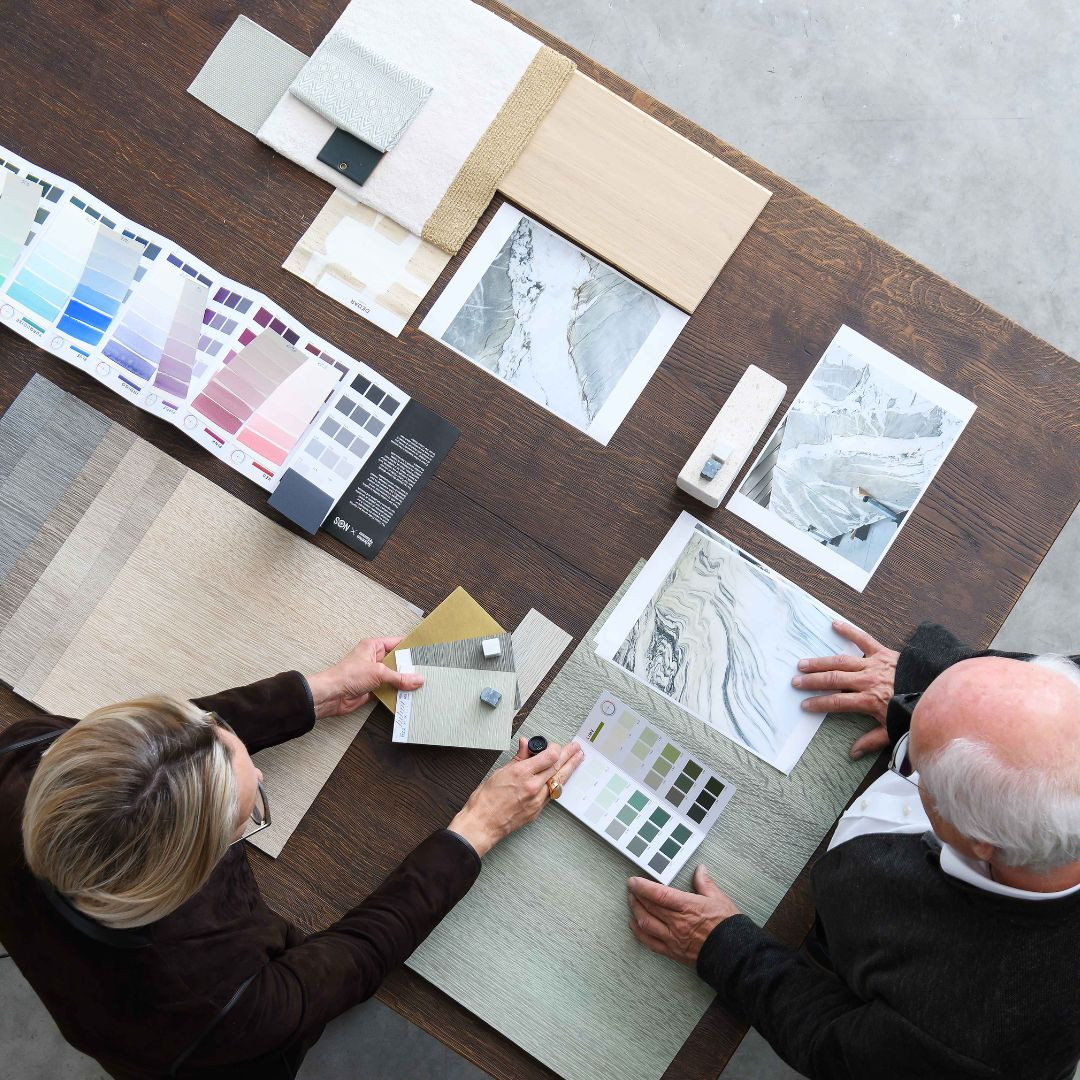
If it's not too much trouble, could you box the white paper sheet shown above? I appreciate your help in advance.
[594,512,863,773]
[727,324,976,591]
[420,204,688,445]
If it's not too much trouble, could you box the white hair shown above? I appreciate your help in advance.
[919,654,1080,873]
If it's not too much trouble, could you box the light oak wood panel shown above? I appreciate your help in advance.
[498,72,772,312]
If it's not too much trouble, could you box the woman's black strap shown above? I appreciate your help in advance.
[168,970,260,1077]
[0,728,63,756]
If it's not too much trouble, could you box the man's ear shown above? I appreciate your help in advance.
[971,841,996,862]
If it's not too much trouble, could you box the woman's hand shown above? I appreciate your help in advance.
[448,738,584,857]
[306,637,424,719]
[791,621,899,759]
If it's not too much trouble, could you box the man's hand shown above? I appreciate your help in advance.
[627,866,740,966]
[307,637,423,719]
[792,621,899,759]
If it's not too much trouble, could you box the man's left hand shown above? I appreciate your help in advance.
[627,865,740,966]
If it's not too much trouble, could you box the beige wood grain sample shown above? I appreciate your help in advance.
[31,470,422,858]
[511,607,572,705]
[408,564,874,1080]
[498,72,772,313]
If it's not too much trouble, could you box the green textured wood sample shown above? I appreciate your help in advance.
[407,564,875,1080]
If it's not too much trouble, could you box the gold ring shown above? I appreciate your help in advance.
[547,774,563,800]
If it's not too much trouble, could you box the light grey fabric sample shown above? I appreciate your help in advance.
[408,633,519,707]
[187,15,309,136]
[0,375,65,488]
[0,393,111,581]
[0,423,134,629]
[3,442,182,692]
[402,666,517,749]
[407,564,876,1080]
[290,31,432,152]
[511,608,572,705]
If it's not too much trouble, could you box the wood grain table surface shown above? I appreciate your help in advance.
[1,1,1077,1077]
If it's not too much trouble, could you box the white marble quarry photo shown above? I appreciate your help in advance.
[420,203,687,443]
[728,325,976,590]
[596,515,859,772]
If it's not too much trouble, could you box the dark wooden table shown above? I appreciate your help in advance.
[1,1,1078,1077]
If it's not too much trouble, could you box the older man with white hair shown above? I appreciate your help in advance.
[627,622,1080,1080]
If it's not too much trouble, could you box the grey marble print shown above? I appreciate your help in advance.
[441,215,663,429]
[612,529,837,759]
[741,345,965,547]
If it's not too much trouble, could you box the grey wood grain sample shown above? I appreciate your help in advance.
[0,391,111,579]
[0,422,134,628]
[402,665,517,750]
[2,438,181,691]
[409,633,519,706]
[29,470,422,858]
[407,565,875,1080]
[512,607,572,704]
[0,374,65,487]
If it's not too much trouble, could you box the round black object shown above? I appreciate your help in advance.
[527,735,549,757]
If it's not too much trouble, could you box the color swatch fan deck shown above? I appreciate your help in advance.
[0,142,422,536]
[561,692,735,884]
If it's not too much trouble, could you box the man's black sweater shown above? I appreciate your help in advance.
[697,624,1080,1080]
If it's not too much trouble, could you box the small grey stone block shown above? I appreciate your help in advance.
[700,457,721,480]
[482,638,502,658]
[480,687,502,708]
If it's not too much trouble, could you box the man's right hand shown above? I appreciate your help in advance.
[792,621,899,760]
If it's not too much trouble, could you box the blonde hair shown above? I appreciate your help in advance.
[22,696,237,929]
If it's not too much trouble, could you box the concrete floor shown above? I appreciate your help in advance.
[3,2,1078,1078]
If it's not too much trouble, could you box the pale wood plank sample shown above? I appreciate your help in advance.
[511,607,572,705]
[0,423,134,627]
[0,436,168,688]
[408,565,874,1080]
[498,72,772,313]
[409,633,519,708]
[402,666,517,750]
[29,470,422,858]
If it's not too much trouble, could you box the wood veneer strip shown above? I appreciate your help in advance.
[498,71,772,313]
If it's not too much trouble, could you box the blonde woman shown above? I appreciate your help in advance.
[0,636,581,1079]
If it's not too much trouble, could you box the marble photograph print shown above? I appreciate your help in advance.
[728,324,976,591]
[420,203,688,444]
[594,512,862,773]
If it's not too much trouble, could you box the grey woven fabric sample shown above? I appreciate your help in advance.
[290,31,432,152]
[511,608,572,704]
[403,666,517,750]
[409,633,519,707]
[1,438,179,690]
[408,565,876,1080]
[0,374,65,487]
[0,423,134,628]
[0,393,111,580]
[187,16,308,136]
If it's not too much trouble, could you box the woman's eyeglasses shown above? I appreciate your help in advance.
[209,714,272,844]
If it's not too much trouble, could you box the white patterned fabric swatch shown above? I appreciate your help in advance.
[290,31,432,152]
